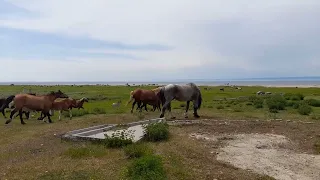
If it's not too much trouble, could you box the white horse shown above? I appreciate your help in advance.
[157,83,202,119]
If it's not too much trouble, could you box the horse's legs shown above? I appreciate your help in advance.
[58,110,61,121]
[138,102,143,112]
[69,109,72,120]
[192,100,200,118]
[131,101,137,113]
[167,103,175,119]
[5,108,18,124]
[185,101,190,118]
[38,112,44,120]
[46,111,53,123]
[18,109,26,125]
[144,103,148,112]
[1,109,6,118]
[160,98,175,119]
[25,111,30,120]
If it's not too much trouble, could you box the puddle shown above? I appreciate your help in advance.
[190,133,320,180]
[87,124,146,142]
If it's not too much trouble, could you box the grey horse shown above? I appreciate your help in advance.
[157,83,202,119]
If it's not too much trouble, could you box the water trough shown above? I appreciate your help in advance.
[61,118,166,142]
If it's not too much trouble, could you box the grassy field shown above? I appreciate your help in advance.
[0,84,319,180]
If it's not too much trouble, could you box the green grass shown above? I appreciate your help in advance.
[64,145,107,159]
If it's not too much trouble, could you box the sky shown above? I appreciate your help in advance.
[0,0,320,82]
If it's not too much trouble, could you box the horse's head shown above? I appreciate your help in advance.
[53,90,68,98]
[80,97,89,102]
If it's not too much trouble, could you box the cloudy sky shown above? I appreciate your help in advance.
[1,0,320,82]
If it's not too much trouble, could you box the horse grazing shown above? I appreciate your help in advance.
[157,83,202,119]
[126,88,161,113]
[6,90,68,125]
[39,98,76,121]
[72,97,89,109]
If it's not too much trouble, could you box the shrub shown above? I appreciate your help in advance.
[216,105,224,109]
[144,122,169,142]
[297,103,313,115]
[284,93,304,101]
[126,155,166,180]
[266,95,286,112]
[124,143,153,159]
[103,131,133,148]
[246,102,253,106]
[305,99,320,107]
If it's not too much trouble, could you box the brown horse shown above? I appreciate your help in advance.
[126,88,161,113]
[38,98,76,121]
[6,90,68,125]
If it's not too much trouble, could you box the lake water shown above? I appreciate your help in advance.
[1,77,320,87]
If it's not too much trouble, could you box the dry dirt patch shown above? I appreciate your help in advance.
[190,132,320,180]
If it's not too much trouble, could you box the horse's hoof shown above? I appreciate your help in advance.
[194,115,200,118]
[159,114,164,118]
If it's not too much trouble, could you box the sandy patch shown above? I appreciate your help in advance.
[190,133,320,180]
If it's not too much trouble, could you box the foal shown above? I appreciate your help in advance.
[39,98,76,121]
[72,97,89,109]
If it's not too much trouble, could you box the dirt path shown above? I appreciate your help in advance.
[216,133,320,180]
[182,119,320,180]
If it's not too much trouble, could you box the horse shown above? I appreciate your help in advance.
[0,95,15,118]
[38,98,76,121]
[126,88,161,113]
[0,93,36,119]
[157,83,202,119]
[5,90,68,125]
[71,97,89,109]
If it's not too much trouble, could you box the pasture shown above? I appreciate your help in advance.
[0,84,320,180]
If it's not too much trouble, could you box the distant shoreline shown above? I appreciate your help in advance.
[0,80,319,88]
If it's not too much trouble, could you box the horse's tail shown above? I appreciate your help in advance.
[197,91,202,109]
[0,95,15,112]
[126,91,134,106]
[158,87,165,106]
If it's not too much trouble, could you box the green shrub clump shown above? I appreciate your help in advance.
[305,99,320,107]
[126,155,166,180]
[297,103,313,115]
[144,122,169,142]
[266,95,287,113]
[103,131,133,148]
[124,143,153,159]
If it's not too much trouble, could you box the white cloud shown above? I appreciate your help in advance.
[1,0,320,81]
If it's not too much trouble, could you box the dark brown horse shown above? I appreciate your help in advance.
[6,90,68,125]
[126,88,161,113]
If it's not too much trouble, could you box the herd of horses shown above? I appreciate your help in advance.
[0,83,202,125]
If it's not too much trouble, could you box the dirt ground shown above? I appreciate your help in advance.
[170,119,320,180]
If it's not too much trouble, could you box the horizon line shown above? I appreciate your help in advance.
[0,76,319,83]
